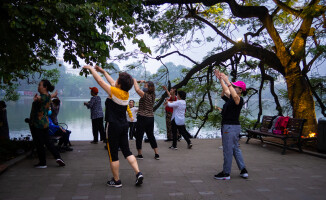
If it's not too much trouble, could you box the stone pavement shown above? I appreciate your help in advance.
[0,139,326,200]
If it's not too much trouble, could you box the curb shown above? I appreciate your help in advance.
[0,151,32,175]
[260,140,326,159]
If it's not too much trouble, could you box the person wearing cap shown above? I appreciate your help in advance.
[213,70,249,180]
[84,87,105,144]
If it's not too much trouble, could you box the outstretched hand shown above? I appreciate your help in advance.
[83,65,92,70]
[95,65,105,73]
[220,72,229,82]
[214,70,221,80]
[52,90,58,98]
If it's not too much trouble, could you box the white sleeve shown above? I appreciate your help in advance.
[167,101,179,108]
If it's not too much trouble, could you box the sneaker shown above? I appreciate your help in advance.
[154,154,160,160]
[136,155,143,160]
[169,146,178,150]
[107,178,122,188]
[240,168,248,179]
[214,171,230,180]
[135,172,144,186]
[63,146,73,151]
[90,141,98,144]
[56,158,65,167]
[188,143,193,149]
[34,164,47,169]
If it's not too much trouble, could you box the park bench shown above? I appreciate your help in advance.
[24,118,64,144]
[246,115,306,154]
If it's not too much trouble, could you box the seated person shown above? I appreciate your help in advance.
[50,98,61,125]
[49,117,73,151]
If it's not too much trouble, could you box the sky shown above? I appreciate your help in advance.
[58,27,221,75]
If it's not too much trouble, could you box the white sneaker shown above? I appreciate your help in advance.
[56,159,65,166]
[240,168,248,178]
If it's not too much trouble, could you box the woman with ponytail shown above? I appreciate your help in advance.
[133,80,159,160]
[29,79,65,168]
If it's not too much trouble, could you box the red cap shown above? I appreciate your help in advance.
[89,87,98,94]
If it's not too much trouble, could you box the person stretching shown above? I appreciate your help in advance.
[165,90,192,150]
[214,69,249,180]
[133,80,159,160]
[83,65,143,188]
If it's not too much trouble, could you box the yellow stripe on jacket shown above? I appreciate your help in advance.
[110,87,132,119]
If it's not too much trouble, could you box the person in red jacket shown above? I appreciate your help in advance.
[162,86,177,141]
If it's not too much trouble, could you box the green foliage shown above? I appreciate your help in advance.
[309,74,326,107]
[0,0,153,85]
[0,84,19,102]
[41,69,60,85]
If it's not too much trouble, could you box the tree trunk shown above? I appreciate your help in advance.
[285,62,318,136]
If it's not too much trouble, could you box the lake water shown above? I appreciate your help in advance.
[6,96,323,140]
[7,97,219,140]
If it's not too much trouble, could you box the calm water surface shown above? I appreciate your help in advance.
[7,97,218,140]
[8,96,322,140]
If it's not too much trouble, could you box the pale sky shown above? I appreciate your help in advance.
[58,27,221,75]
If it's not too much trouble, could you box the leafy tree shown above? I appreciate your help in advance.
[0,0,152,84]
[142,0,326,136]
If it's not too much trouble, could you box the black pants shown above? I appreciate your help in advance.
[92,117,105,142]
[30,126,61,165]
[54,129,70,146]
[172,119,191,148]
[106,122,132,162]
[135,115,157,150]
[128,122,137,139]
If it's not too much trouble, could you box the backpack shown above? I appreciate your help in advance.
[272,116,290,135]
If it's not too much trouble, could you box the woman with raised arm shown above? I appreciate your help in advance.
[133,79,159,160]
[83,65,143,188]
[29,80,65,168]
[162,86,177,141]
[214,70,249,180]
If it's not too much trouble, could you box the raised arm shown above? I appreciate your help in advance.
[220,73,240,105]
[214,70,230,98]
[83,65,112,96]
[162,86,171,98]
[51,90,58,98]
[133,78,145,98]
[94,65,115,86]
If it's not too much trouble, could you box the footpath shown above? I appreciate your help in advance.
[0,139,326,200]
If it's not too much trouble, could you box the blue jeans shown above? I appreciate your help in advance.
[221,124,246,174]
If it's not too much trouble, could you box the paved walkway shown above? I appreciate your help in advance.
[0,139,326,200]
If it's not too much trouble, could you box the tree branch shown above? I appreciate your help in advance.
[188,9,236,45]
[145,0,289,66]
[155,51,198,65]
[271,0,301,17]
[304,74,326,117]
[154,43,284,111]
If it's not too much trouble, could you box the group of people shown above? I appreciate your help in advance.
[27,65,248,188]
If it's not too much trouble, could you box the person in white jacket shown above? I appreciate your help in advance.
[165,90,192,150]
